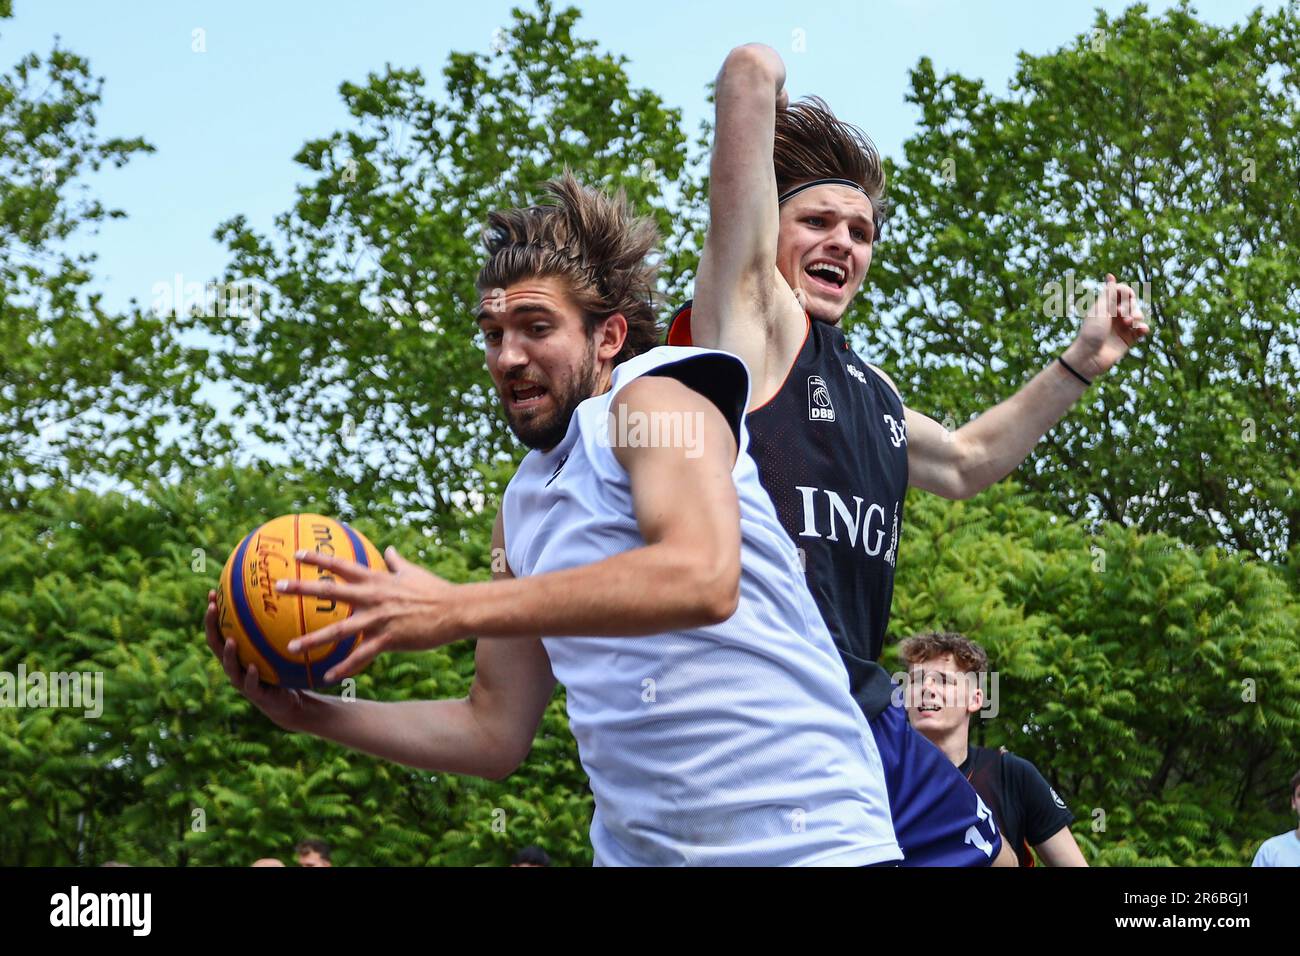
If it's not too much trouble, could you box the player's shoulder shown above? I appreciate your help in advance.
[1248,837,1279,868]
[866,362,902,400]
[613,349,746,409]
[811,322,902,400]
[613,369,695,405]
[998,748,1045,781]
[1001,750,1071,808]
[829,330,901,399]
[1259,831,1295,852]
[609,350,749,455]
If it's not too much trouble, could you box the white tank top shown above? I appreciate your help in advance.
[501,346,899,866]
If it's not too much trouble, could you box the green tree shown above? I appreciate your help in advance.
[193,1,690,539]
[0,2,218,508]
[9,468,1293,866]
[859,2,1300,561]
[882,483,1300,866]
[0,465,593,866]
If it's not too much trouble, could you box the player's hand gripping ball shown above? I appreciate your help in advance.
[216,513,385,689]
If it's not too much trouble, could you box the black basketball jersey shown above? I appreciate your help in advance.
[960,746,1077,867]
[668,303,908,719]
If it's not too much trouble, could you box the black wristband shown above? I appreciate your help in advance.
[1058,355,1092,387]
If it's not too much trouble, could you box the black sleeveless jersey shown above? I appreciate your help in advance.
[668,303,908,719]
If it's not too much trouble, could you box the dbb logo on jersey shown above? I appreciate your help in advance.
[882,413,907,448]
[807,376,835,422]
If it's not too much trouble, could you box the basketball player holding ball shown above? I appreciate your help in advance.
[206,175,902,867]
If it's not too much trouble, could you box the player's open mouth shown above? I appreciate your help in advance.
[508,383,549,410]
[805,260,847,292]
[917,703,942,714]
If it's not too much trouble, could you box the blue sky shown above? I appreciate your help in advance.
[1,0,1281,315]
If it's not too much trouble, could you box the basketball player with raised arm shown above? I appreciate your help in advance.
[668,44,1149,866]
[205,175,901,867]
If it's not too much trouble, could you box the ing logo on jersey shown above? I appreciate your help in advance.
[846,364,867,385]
[883,501,899,568]
[807,376,835,422]
[882,413,907,448]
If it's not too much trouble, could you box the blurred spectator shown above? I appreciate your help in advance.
[1251,769,1300,866]
[510,846,551,867]
[295,839,332,867]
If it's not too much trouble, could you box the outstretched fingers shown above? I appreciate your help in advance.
[287,609,382,654]
[294,549,375,583]
[322,638,386,684]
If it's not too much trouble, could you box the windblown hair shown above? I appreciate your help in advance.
[774,96,888,238]
[899,632,989,675]
[476,172,662,364]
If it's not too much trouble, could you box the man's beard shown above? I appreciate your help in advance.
[503,337,598,451]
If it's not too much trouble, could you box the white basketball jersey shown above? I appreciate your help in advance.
[501,346,900,866]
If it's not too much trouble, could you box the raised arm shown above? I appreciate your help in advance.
[693,44,805,406]
[894,276,1150,499]
[204,510,555,780]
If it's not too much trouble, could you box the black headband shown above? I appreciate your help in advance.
[777,178,869,205]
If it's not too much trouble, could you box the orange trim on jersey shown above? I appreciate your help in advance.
[665,303,812,414]
[665,302,694,346]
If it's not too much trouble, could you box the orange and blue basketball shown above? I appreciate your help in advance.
[216,513,386,689]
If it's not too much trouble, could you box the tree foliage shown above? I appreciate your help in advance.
[190,0,690,539]
[859,1,1300,561]
[0,6,220,508]
[0,466,594,866]
[883,482,1300,865]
